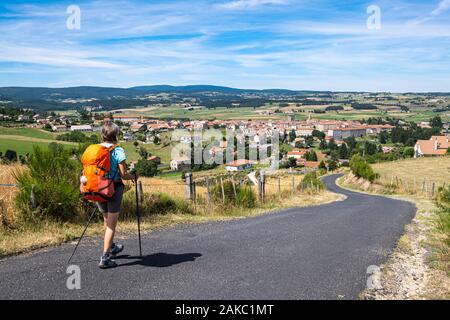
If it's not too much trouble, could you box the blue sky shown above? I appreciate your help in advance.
[0,0,449,91]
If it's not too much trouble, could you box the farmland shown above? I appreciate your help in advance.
[373,156,450,188]
[0,127,76,156]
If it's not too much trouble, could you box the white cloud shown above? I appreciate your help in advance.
[219,0,287,10]
[431,0,450,16]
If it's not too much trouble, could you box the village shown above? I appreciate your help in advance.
[2,109,448,175]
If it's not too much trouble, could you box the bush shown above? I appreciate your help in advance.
[121,191,192,219]
[57,131,89,143]
[403,147,415,158]
[349,155,379,182]
[14,145,83,223]
[211,180,257,208]
[4,149,17,162]
[298,171,325,192]
[135,159,158,177]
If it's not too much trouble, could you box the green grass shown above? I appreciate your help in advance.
[0,127,56,140]
[0,139,74,156]
[120,141,173,163]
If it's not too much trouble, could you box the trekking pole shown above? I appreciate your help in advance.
[68,206,98,264]
[134,174,142,257]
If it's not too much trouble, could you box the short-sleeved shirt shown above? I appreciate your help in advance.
[100,143,126,181]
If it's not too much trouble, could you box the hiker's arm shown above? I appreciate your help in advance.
[118,161,138,180]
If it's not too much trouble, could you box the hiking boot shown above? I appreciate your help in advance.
[98,253,117,269]
[110,243,124,257]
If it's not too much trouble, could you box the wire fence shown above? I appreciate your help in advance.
[376,173,446,199]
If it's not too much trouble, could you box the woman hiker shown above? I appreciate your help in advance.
[97,121,138,269]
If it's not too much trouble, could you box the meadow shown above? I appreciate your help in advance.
[110,103,449,123]
[373,156,450,190]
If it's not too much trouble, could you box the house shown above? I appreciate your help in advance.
[327,127,367,140]
[51,125,67,132]
[123,132,136,141]
[147,156,161,165]
[287,149,309,160]
[225,159,255,172]
[414,136,449,157]
[298,160,320,169]
[17,115,30,122]
[295,126,315,137]
[170,157,191,171]
[70,125,93,132]
[130,123,147,133]
[381,146,395,154]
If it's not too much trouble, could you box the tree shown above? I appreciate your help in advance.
[319,139,327,150]
[319,160,327,170]
[327,159,338,171]
[327,139,338,151]
[400,106,410,113]
[378,131,389,144]
[305,150,318,161]
[135,159,158,177]
[430,116,443,129]
[312,130,325,139]
[345,136,357,150]
[349,155,378,182]
[4,149,17,162]
[363,141,378,156]
[338,143,349,159]
[287,157,297,168]
[305,136,314,147]
[133,141,139,147]
[403,147,415,158]
[138,147,148,159]
[288,130,296,142]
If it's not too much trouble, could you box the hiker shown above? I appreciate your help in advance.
[96,121,138,268]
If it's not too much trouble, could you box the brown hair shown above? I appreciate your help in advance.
[101,121,120,144]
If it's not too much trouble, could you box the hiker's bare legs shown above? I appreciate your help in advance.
[103,212,119,253]
[102,213,108,233]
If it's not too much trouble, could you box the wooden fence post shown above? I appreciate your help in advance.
[206,178,212,207]
[193,181,197,204]
[292,175,295,192]
[220,177,225,204]
[259,171,266,203]
[231,176,237,201]
[185,172,194,201]
[431,182,435,198]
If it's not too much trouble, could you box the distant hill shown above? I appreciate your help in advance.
[0,85,305,101]
[129,85,248,93]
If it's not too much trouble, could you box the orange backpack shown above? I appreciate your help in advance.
[80,144,117,202]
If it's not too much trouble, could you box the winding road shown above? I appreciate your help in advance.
[0,174,416,300]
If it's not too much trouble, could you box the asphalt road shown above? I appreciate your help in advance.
[0,174,416,300]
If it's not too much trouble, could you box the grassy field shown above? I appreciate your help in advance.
[373,156,450,189]
[0,127,56,140]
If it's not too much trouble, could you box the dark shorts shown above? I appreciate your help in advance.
[97,183,124,214]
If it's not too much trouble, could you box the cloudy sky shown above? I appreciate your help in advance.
[0,0,449,91]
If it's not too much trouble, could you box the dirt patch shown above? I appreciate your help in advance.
[363,209,449,299]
